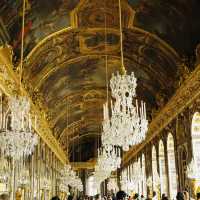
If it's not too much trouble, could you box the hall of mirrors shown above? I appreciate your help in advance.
[1,0,200,200]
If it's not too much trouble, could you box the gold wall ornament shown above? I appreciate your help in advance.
[0,45,68,164]
[123,63,200,165]
[70,160,97,170]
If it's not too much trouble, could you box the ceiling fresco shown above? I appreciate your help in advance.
[1,0,200,161]
[1,0,200,59]
[22,26,180,161]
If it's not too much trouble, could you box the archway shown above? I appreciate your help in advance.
[167,133,177,200]
[159,140,168,196]
[191,112,200,169]
[152,145,158,191]
[142,154,147,197]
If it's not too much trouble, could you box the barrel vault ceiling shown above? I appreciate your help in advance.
[1,0,200,162]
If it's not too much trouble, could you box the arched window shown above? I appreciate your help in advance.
[159,140,168,196]
[142,154,147,197]
[167,133,177,200]
[152,145,158,191]
[191,112,200,168]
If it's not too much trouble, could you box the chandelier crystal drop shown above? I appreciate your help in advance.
[0,93,38,160]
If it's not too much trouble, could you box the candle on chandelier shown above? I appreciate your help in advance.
[136,99,139,117]
[29,113,31,130]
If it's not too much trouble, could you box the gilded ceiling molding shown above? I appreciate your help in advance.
[123,63,200,165]
[70,0,135,29]
[25,27,73,61]
[70,160,96,170]
[59,118,103,145]
[22,27,179,97]
[25,26,179,67]
[58,119,85,140]
[0,45,68,165]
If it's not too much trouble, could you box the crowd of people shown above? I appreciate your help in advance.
[47,190,200,200]
[51,191,200,200]
[0,190,200,200]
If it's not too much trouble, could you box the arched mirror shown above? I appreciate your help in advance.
[159,140,168,196]
[167,133,177,200]
[152,145,158,191]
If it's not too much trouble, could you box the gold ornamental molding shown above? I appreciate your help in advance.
[123,63,200,165]
[0,45,68,165]
[70,160,97,170]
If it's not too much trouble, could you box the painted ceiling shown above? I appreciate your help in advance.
[0,0,200,162]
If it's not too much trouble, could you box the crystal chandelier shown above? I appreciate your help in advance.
[0,93,38,160]
[102,85,148,151]
[97,145,121,172]
[0,0,38,160]
[93,144,121,186]
[93,163,111,187]
[101,0,148,151]
[60,164,83,192]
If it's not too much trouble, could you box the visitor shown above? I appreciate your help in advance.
[152,191,157,200]
[116,191,126,200]
[134,194,139,200]
[176,192,184,200]
[183,191,189,200]
[146,193,152,200]
[51,196,60,200]
[197,192,200,200]
[141,195,145,200]
[0,194,9,200]
[108,195,113,200]
[161,194,166,200]
[95,194,100,200]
